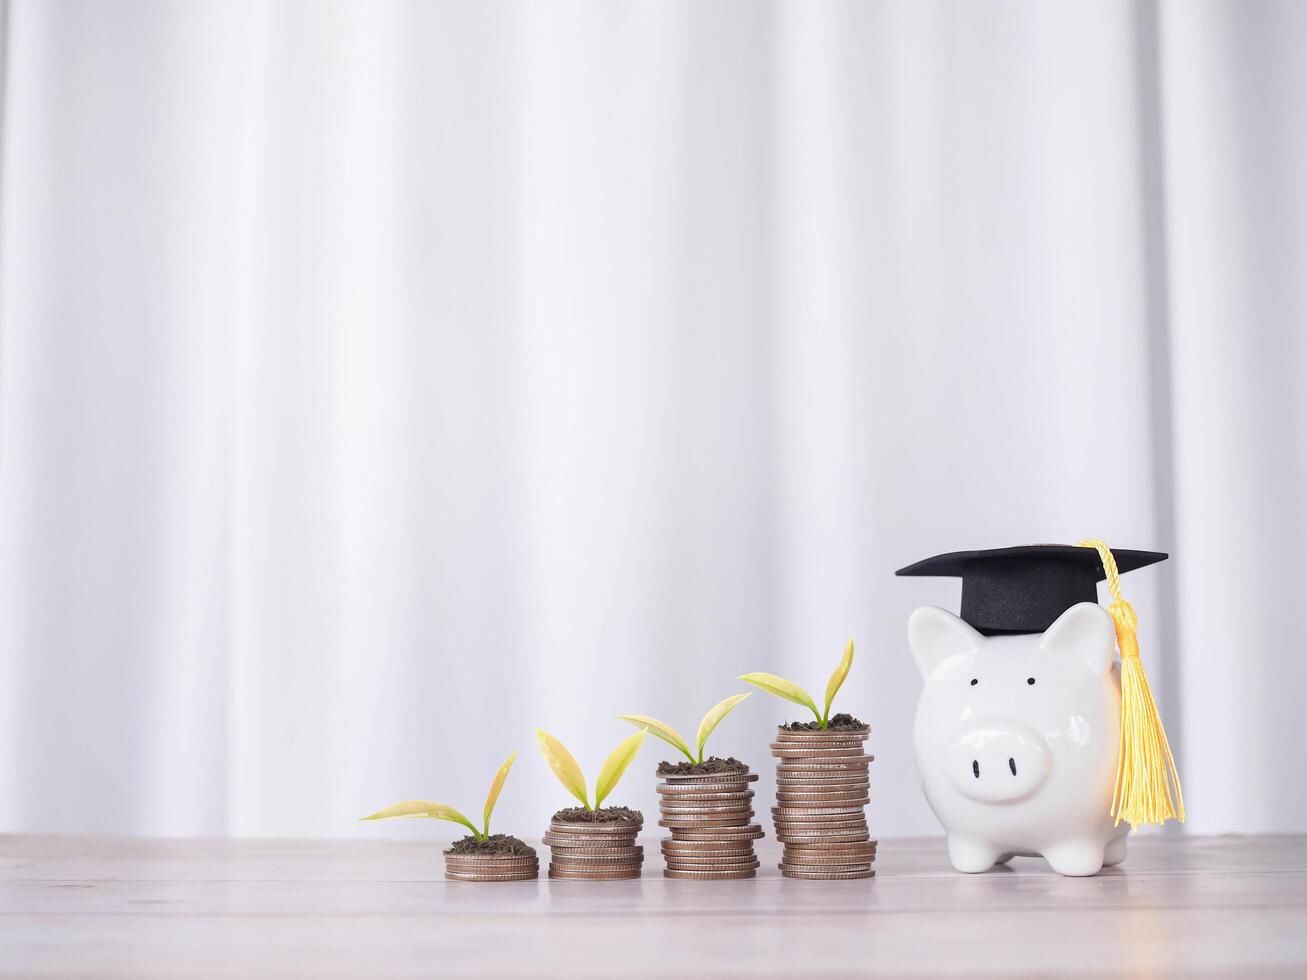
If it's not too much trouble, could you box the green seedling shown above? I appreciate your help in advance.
[536,727,647,811]
[616,693,751,764]
[740,638,854,730]
[360,750,518,842]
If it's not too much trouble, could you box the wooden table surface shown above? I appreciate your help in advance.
[2,833,1304,978]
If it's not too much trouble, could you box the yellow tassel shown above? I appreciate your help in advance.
[1077,538,1185,828]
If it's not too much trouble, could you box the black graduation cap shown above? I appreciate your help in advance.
[895,544,1168,636]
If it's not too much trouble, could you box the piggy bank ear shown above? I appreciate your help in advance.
[908,606,981,681]
[1040,602,1116,676]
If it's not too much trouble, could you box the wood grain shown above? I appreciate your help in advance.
[2,834,1304,977]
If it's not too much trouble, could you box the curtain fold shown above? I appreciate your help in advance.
[1,0,1303,838]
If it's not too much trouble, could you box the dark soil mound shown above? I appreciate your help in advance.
[447,834,536,857]
[656,756,750,776]
[552,805,643,824]
[780,712,869,732]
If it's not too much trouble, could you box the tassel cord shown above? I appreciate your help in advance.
[1078,538,1185,828]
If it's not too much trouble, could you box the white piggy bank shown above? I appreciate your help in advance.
[909,601,1129,876]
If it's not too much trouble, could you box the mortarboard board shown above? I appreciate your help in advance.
[895,544,1168,637]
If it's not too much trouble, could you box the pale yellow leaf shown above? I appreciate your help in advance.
[738,672,820,721]
[824,638,854,720]
[617,714,692,762]
[359,800,481,838]
[695,693,751,761]
[536,729,589,808]
[482,750,517,835]
[594,728,647,808]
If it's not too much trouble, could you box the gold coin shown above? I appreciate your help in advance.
[657,798,754,808]
[445,859,540,872]
[445,870,540,881]
[770,744,870,756]
[655,788,754,800]
[780,868,876,880]
[660,771,758,784]
[658,846,752,857]
[776,772,870,782]
[773,789,867,799]
[774,728,869,739]
[784,841,878,853]
[549,868,642,880]
[658,819,753,830]
[546,862,643,872]
[665,861,761,873]
[658,802,755,813]
[777,835,870,845]
[776,828,867,838]
[543,828,640,839]
[661,836,755,849]
[659,815,753,825]
[544,846,642,857]
[781,860,875,871]
[670,826,765,841]
[543,857,640,867]
[776,798,870,808]
[548,821,643,834]
[775,757,869,764]
[542,834,638,848]
[659,789,753,799]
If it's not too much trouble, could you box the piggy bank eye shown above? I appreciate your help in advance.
[969,678,978,686]
[1026,677,1036,685]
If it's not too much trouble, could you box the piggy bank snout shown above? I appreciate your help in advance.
[945,724,1051,804]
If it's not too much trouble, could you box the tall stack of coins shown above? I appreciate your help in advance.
[443,845,539,882]
[770,725,877,879]
[658,768,764,879]
[543,815,644,879]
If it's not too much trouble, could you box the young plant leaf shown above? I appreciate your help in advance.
[482,750,517,837]
[594,728,648,808]
[616,714,693,762]
[823,638,854,723]
[536,729,590,809]
[738,672,821,722]
[359,800,483,840]
[694,693,751,763]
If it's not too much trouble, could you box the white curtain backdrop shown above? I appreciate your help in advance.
[1,0,1304,840]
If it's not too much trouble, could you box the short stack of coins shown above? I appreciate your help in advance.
[658,768,764,879]
[771,725,877,879]
[443,848,540,882]
[542,816,644,879]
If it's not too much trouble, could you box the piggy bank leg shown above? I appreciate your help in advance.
[1103,834,1127,867]
[1043,840,1106,877]
[947,836,1001,873]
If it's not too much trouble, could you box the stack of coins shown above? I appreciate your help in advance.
[443,848,539,881]
[770,725,877,879]
[658,768,764,879]
[542,816,644,879]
